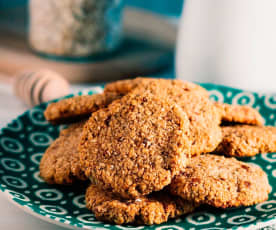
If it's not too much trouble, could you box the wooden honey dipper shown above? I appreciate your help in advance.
[0,69,70,107]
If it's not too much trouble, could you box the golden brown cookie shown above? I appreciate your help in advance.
[169,154,271,208]
[104,78,151,95]
[85,184,197,225]
[130,79,222,155]
[105,78,222,155]
[40,121,87,185]
[79,88,191,199]
[44,92,121,124]
[177,92,221,155]
[45,77,212,128]
[215,102,264,126]
[104,77,210,98]
[214,125,276,157]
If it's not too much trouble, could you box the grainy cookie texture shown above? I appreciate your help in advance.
[44,92,121,124]
[177,92,221,155]
[169,154,271,208]
[106,78,221,155]
[106,78,264,127]
[85,184,197,225]
[131,80,222,155]
[104,77,210,98]
[40,121,87,185]
[215,125,276,157]
[40,77,273,226]
[79,88,191,199]
[215,102,264,126]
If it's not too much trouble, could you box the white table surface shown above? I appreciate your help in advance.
[0,83,89,230]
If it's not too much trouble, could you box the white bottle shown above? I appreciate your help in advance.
[176,0,276,92]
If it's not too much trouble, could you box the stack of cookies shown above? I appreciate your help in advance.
[40,78,272,225]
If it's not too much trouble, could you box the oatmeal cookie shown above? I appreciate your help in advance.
[79,88,191,199]
[104,77,210,98]
[215,102,264,126]
[178,92,221,155]
[85,184,197,225]
[214,125,276,157]
[44,92,121,124]
[40,121,87,184]
[106,78,221,155]
[169,154,271,208]
[131,80,222,155]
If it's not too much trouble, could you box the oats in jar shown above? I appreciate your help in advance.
[29,0,123,57]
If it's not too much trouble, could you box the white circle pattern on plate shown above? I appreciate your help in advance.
[156,226,185,230]
[264,95,276,109]
[35,189,63,201]
[40,205,68,215]
[72,194,86,208]
[5,189,30,202]
[33,171,44,183]
[232,92,255,106]
[116,226,145,230]
[227,215,256,225]
[156,226,184,230]
[201,228,225,230]
[6,119,23,132]
[28,108,48,125]
[261,153,276,163]
[0,137,23,153]
[30,153,44,165]
[29,133,53,146]
[186,212,216,225]
[76,214,101,224]
[1,158,25,172]
[255,201,276,212]
[208,90,224,102]
[0,84,275,230]
[2,175,28,189]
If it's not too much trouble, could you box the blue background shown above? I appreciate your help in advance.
[0,0,183,78]
[0,0,184,16]
[126,0,183,16]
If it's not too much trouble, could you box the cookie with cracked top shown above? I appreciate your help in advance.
[106,78,222,155]
[104,77,210,97]
[131,80,222,155]
[79,87,191,199]
[169,154,271,208]
[85,184,197,225]
[44,92,121,124]
[215,125,276,157]
[40,121,87,185]
[215,102,264,126]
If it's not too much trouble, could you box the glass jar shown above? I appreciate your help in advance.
[28,0,124,59]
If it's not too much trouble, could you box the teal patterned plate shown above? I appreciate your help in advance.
[0,84,275,230]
